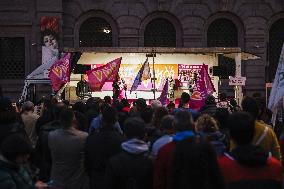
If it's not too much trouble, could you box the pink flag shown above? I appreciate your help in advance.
[86,57,122,91]
[48,53,71,91]
[190,64,215,110]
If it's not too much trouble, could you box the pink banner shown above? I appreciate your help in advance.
[86,58,122,91]
[48,53,71,91]
[190,64,215,110]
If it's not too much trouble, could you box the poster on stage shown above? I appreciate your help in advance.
[178,64,215,89]
[90,64,178,91]
[41,17,59,67]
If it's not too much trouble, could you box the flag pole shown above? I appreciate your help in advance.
[147,49,157,99]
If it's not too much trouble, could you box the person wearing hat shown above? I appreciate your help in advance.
[21,101,39,147]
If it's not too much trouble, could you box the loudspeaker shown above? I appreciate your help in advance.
[73,64,91,74]
[211,66,226,76]
[217,54,236,78]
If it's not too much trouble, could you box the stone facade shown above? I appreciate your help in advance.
[1,0,284,100]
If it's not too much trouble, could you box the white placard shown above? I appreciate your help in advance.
[229,76,246,86]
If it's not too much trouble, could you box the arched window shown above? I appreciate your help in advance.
[268,18,284,82]
[0,37,25,79]
[144,18,176,47]
[79,17,112,47]
[207,18,238,47]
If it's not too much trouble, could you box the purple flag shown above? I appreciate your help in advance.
[190,64,215,110]
[159,78,168,105]
[130,58,149,93]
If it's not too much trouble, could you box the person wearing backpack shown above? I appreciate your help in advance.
[219,112,282,189]
[230,97,281,161]
[104,117,153,189]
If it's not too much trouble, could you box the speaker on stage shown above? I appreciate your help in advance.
[211,54,236,79]
[211,66,226,77]
[73,64,91,74]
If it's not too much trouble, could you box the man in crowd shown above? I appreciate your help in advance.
[48,108,89,189]
[173,92,200,120]
[85,106,124,189]
[105,117,153,189]
[231,97,281,160]
[154,110,195,189]
[21,101,39,147]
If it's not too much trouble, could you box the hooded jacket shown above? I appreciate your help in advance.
[200,131,228,156]
[218,145,282,189]
[105,138,153,189]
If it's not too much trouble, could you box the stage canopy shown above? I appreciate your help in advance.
[64,47,259,101]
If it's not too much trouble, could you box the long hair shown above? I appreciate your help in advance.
[152,107,169,128]
[171,137,225,189]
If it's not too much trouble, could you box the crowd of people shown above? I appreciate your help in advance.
[0,91,283,189]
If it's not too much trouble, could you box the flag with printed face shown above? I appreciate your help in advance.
[86,57,122,91]
[48,53,71,91]
[159,78,168,105]
[268,44,284,112]
[141,58,151,81]
[130,58,150,93]
[190,64,215,110]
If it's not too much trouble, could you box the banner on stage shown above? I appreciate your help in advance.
[86,58,122,91]
[190,64,215,110]
[92,64,178,91]
[48,53,71,91]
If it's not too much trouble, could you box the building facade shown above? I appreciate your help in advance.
[1,0,284,100]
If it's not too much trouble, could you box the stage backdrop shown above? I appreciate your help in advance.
[90,64,216,92]
[92,64,178,91]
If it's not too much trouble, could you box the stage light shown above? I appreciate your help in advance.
[103,28,111,33]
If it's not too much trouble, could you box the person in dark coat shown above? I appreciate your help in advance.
[105,117,153,189]
[35,99,54,136]
[0,133,47,189]
[199,95,217,116]
[0,85,3,99]
[171,136,225,189]
[85,106,125,189]
[34,102,66,182]
[85,97,100,126]
[0,97,26,145]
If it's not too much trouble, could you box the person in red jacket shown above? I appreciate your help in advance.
[154,110,195,189]
[218,112,282,189]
